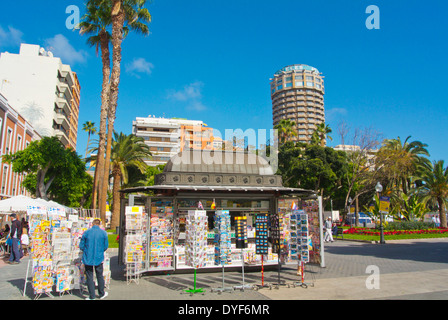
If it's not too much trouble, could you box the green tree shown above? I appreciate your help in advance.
[415,160,448,228]
[82,121,97,158]
[274,119,297,144]
[3,137,92,207]
[109,132,152,230]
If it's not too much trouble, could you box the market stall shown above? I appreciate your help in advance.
[119,151,325,278]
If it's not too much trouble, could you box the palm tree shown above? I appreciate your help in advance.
[311,122,332,147]
[274,119,297,144]
[415,160,448,228]
[376,136,430,195]
[79,0,113,215]
[100,0,151,223]
[82,121,98,158]
[79,0,151,223]
[109,132,151,230]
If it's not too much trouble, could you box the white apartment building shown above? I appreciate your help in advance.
[133,116,208,167]
[0,43,80,150]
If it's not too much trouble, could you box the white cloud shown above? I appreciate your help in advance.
[167,81,203,101]
[326,108,347,120]
[125,57,154,78]
[167,81,207,111]
[44,34,88,65]
[0,25,24,48]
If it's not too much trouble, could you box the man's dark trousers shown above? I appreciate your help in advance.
[9,238,21,263]
[85,263,105,299]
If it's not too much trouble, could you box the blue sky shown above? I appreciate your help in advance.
[0,0,447,162]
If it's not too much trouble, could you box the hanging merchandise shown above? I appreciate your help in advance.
[234,216,248,249]
[270,214,281,254]
[255,214,268,255]
[125,206,144,230]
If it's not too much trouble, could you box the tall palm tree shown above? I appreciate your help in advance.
[274,119,297,144]
[100,0,151,224]
[79,0,151,223]
[82,121,97,159]
[415,160,448,228]
[79,0,113,214]
[109,132,151,230]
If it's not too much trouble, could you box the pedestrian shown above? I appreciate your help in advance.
[79,219,109,300]
[21,221,30,256]
[8,214,22,264]
[324,217,334,242]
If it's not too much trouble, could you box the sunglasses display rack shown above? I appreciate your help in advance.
[253,214,272,290]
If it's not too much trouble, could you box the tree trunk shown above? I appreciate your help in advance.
[99,0,125,224]
[92,30,111,212]
[36,165,50,200]
[110,167,121,231]
[438,197,447,228]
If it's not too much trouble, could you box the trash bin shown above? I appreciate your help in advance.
[116,226,119,234]
[363,221,367,228]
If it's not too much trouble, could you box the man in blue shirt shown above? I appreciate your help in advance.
[79,219,109,300]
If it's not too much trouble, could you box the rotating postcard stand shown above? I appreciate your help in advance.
[291,211,311,288]
[211,210,233,294]
[182,209,207,296]
[253,214,272,291]
[233,216,253,291]
[270,214,290,289]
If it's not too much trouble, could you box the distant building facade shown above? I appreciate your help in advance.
[0,93,41,199]
[133,116,216,167]
[0,43,80,150]
[271,64,325,144]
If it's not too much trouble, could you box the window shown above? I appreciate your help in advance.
[306,76,313,80]
[1,165,7,194]
[285,83,292,88]
[277,85,283,90]
[306,82,314,87]
[5,128,12,155]
[295,81,303,87]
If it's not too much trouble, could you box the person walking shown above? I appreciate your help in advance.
[79,219,109,300]
[8,214,22,264]
[324,217,334,243]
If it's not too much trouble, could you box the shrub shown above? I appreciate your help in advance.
[384,221,435,231]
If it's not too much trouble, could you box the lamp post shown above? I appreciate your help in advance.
[375,182,385,244]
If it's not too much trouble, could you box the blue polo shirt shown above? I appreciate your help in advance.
[79,225,109,266]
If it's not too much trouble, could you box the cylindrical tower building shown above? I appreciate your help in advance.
[271,64,325,144]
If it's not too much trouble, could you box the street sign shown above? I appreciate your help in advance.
[379,196,390,214]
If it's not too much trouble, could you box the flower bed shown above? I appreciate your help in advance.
[344,227,448,236]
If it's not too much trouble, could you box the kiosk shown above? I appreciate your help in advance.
[118,150,325,275]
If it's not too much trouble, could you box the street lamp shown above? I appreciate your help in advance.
[375,182,385,244]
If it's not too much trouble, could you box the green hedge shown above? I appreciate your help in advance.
[383,221,436,231]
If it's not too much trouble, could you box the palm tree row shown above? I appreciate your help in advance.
[275,122,448,228]
[79,0,151,225]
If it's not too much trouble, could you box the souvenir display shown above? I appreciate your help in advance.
[270,214,281,254]
[255,214,268,255]
[302,200,321,264]
[149,204,173,269]
[125,206,143,230]
[213,210,231,266]
[185,210,208,268]
[234,216,248,249]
